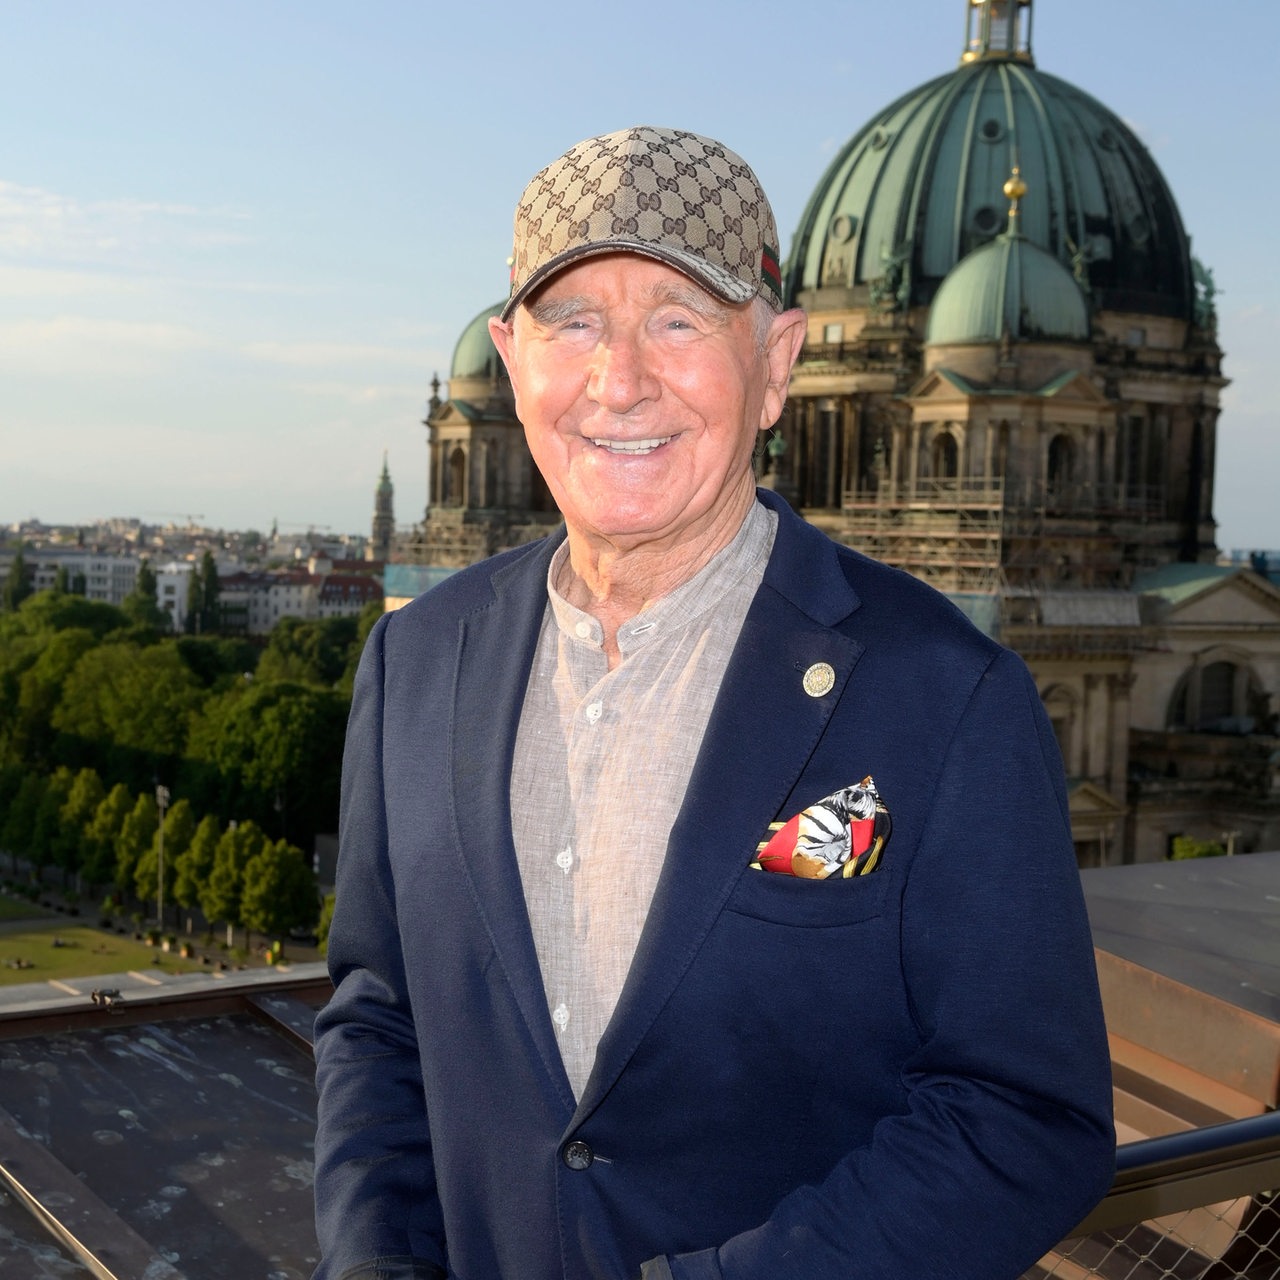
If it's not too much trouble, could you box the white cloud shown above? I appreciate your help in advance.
[285,379,432,406]
[0,263,147,298]
[0,179,253,268]
[243,340,432,371]
[0,315,211,375]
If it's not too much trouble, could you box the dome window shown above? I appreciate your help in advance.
[972,205,1001,234]
[979,118,1005,143]
[829,213,857,243]
[1097,127,1118,151]
[871,127,892,150]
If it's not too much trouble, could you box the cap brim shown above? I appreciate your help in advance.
[500,240,757,323]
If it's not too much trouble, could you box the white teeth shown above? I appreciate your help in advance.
[590,437,671,454]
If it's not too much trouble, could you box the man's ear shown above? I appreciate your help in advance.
[488,315,518,392]
[759,308,807,430]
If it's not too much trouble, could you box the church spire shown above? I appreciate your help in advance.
[370,451,395,563]
[961,0,1034,65]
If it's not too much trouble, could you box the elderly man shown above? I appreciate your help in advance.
[313,126,1114,1280]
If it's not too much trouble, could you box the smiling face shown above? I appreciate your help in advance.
[490,255,805,571]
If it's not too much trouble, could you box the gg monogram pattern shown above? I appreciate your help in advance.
[501,125,783,321]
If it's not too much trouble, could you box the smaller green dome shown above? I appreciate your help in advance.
[926,219,1089,345]
[451,302,505,380]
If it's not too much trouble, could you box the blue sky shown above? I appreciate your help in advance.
[2,0,1276,550]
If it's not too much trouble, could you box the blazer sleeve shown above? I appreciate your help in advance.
[657,649,1115,1280]
[312,614,449,1280]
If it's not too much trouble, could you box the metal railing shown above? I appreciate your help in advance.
[1031,1111,1280,1279]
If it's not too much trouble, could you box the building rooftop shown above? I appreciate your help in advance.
[1082,850,1280,1026]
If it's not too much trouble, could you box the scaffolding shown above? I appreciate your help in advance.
[841,477,1006,593]
[838,477,1175,593]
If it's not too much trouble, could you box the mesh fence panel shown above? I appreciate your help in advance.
[1028,1192,1280,1280]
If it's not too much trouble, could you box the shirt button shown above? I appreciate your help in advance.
[555,847,574,873]
[584,701,603,724]
[562,1140,593,1171]
[574,619,592,640]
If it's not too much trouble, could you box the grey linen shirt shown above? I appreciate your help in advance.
[510,500,777,1099]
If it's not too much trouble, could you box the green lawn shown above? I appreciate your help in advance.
[0,921,212,985]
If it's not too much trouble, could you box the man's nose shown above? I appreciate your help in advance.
[586,333,656,412]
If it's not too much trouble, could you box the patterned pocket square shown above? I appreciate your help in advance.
[751,775,891,879]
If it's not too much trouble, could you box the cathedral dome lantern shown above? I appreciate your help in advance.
[783,0,1193,322]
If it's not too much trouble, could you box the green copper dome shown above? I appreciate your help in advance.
[926,206,1090,344]
[450,302,504,381]
[785,51,1193,320]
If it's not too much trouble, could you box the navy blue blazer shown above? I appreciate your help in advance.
[313,490,1114,1280]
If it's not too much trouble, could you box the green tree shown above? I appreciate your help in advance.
[1170,835,1227,860]
[174,813,221,929]
[196,550,221,633]
[316,891,335,955]
[52,642,202,790]
[135,797,197,922]
[257,616,357,687]
[175,635,258,690]
[13,627,98,766]
[115,791,158,899]
[8,590,126,640]
[30,766,74,876]
[82,782,134,892]
[122,558,168,630]
[1,771,46,871]
[200,819,269,945]
[338,599,385,694]
[52,564,70,594]
[0,764,25,823]
[54,766,106,888]
[0,593,127,767]
[241,839,319,943]
[185,559,203,635]
[185,679,344,846]
[183,553,223,635]
[2,545,33,612]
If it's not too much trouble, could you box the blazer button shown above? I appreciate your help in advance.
[562,1140,593,1171]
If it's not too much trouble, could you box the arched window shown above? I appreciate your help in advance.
[448,446,467,508]
[1047,433,1075,499]
[931,431,958,480]
[1168,657,1265,734]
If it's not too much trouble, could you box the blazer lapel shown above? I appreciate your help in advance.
[447,535,577,1106]
[579,500,865,1115]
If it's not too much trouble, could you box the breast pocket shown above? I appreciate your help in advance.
[724,864,891,928]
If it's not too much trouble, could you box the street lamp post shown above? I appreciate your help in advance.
[155,785,170,926]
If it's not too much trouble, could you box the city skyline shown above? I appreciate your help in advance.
[2,0,1276,549]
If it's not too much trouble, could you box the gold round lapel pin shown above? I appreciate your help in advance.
[802,662,836,698]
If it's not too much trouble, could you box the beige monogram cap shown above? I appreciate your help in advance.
[500,125,784,322]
